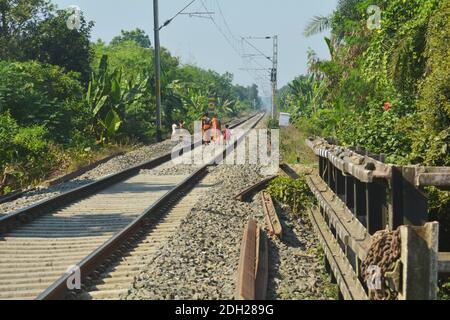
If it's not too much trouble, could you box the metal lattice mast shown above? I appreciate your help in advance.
[271,35,278,120]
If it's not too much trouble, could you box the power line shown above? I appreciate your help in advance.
[200,0,260,84]
[200,0,241,56]
[214,0,238,42]
[160,0,198,30]
[200,0,271,94]
[241,37,272,62]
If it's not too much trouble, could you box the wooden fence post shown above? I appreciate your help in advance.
[399,222,439,300]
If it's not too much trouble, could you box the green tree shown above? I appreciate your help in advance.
[0,0,53,59]
[23,9,94,83]
[411,0,450,166]
[110,28,151,48]
[0,1,94,82]
[0,112,57,194]
[86,55,150,143]
[0,60,86,144]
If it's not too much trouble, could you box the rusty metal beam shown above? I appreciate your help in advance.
[235,217,268,300]
[306,137,391,183]
[279,163,299,179]
[306,174,371,261]
[234,175,278,202]
[261,191,282,239]
[307,137,450,189]
[416,172,450,189]
[308,207,369,300]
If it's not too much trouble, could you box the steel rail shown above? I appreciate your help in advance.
[36,112,265,300]
[0,114,259,233]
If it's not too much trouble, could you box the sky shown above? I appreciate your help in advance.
[53,0,337,94]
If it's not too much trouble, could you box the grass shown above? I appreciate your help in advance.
[41,143,136,186]
[279,124,317,166]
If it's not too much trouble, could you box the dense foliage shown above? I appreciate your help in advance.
[0,1,94,82]
[281,0,449,166]
[266,176,314,215]
[0,61,86,144]
[0,112,59,194]
[0,0,261,193]
[281,0,449,295]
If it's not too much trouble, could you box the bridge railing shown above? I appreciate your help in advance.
[304,137,450,300]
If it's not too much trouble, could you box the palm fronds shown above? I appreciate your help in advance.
[303,15,332,37]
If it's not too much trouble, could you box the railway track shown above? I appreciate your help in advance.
[76,173,215,300]
[0,113,264,300]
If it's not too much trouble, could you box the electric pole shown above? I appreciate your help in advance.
[152,1,211,141]
[241,35,278,119]
[153,0,162,142]
[271,35,278,120]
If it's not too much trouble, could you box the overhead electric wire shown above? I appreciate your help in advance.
[241,37,272,62]
[200,0,271,92]
[214,0,239,42]
[200,0,242,56]
[161,0,198,29]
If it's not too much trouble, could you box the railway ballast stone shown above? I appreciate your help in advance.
[123,162,332,300]
[0,140,177,215]
[124,164,264,300]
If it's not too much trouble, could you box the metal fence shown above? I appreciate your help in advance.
[304,137,450,300]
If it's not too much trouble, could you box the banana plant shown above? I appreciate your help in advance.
[168,82,209,123]
[85,55,148,143]
[216,97,236,117]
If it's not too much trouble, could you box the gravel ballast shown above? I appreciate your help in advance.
[122,115,334,300]
[267,203,335,300]
[124,164,266,300]
[0,140,178,215]
[123,162,334,300]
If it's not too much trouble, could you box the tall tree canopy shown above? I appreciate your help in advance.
[110,28,152,48]
[0,0,94,82]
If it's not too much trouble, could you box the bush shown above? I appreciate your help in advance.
[267,118,280,129]
[335,107,413,164]
[0,113,59,193]
[0,61,87,145]
[266,175,314,215]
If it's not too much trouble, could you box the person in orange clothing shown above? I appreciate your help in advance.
[211,114,221,143]
[201,113,211,145]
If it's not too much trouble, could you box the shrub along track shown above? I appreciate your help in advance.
[0,113,264,300]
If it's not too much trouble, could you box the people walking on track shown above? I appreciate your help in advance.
[211,114,222,143]
[222,124,231,145]
[171,123,178,137]
[201,113,211,145]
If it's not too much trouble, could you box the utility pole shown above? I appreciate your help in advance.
[241,35,278,119]
[152,1,212,142]
[271,35,278,120]
[153,0,162,142]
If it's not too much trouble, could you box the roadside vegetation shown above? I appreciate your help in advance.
[0,1,261,194]
[277,0,449,298]
[266,175,314,217]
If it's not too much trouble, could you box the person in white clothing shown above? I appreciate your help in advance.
[172,123,178,136]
